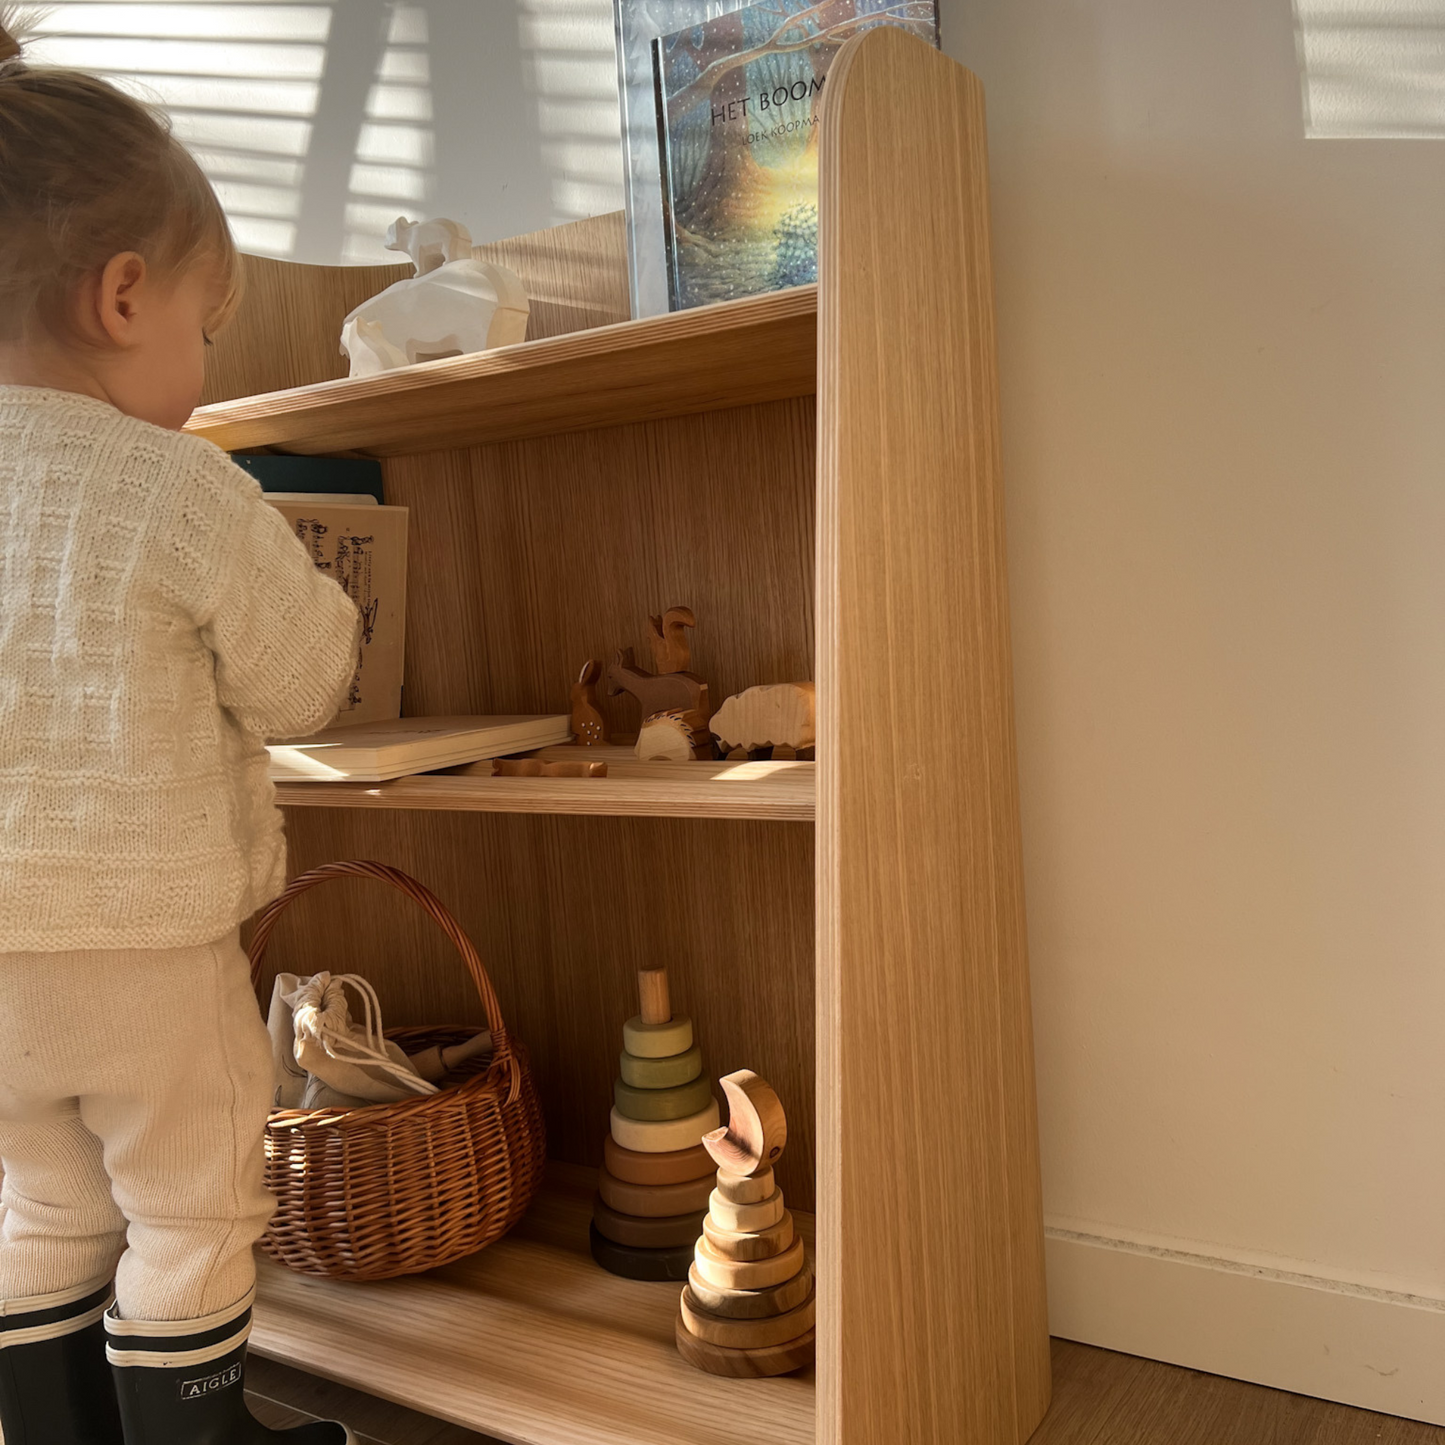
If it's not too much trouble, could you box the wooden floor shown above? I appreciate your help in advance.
[250,1339,1445,1445]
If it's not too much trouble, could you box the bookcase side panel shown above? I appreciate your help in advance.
[816,29,1051,1445]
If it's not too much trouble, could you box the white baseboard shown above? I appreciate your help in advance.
[1045,1226,1445,1426]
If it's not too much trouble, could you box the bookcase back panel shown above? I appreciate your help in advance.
[268,809,818,1210]
[384,396,817,730]
[201,213,630,406]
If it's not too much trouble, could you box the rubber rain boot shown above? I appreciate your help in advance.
[105,1290,352,1444]
[0,1276,124,1444]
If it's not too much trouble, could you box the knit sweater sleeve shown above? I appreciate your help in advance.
[158,440,362,740]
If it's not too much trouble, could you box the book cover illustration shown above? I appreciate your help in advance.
[653,0,938,311]
[267,501,408,728]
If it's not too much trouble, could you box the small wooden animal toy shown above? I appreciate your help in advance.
[712,682,815,761]
[590,967,719,1283]
[676,1070,814,1377]
[636,710,708,762]
[605,648,712,736]
[339,217,529,376]
[648,606,696,674]
[491,758,607,778]
[570,660,606,746]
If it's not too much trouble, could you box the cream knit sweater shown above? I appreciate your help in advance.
[0,387,361,951]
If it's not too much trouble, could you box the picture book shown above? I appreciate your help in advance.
[265,500,408,728]
[235,453,385,503]
[652,0,938,311]
[267,715,573,783]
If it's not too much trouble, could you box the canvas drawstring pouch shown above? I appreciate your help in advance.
[265,970,494,1110]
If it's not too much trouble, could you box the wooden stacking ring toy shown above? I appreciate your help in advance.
[598,1168,715,1219]
[610,1100,719,1154]
[708,1187,785,1233]
[613,1073,714,1122]
[686,1260,814,1320]
[603,1137,714,1186]
[694,1234,806,1292]
[619,1043,703,1090]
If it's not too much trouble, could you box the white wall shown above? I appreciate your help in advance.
[38,0,1445,1421]
[961,0,1445,1421]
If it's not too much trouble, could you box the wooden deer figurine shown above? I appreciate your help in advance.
[605,648,712,736]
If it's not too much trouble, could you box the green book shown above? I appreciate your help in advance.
[652,0,939,312]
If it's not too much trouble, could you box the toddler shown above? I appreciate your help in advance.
[0,18,361,1445]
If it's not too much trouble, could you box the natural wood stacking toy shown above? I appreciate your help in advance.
[590,967,718,1281]
[675,1070,815,1378]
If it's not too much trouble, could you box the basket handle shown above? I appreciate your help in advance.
[249,859,521,1106]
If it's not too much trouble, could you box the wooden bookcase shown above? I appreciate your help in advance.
[193,29,1050,1445]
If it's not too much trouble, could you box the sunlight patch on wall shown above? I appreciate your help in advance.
[519,0,624,224]
[30,4,330,256]
[342,2,436,262]
[1295,0,1445,137]
[26,2,437,262]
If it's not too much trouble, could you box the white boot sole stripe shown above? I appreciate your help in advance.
[106,1322,252,1370]
[104,1283,256,1338]
[0,1297,112,1350]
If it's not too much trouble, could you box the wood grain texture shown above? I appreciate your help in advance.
[188,287,817,456]
[816,28,1051,1445]
[272,810,817,1213]
[251,1165,815,1445]
[1035,1340,1445,1445]
[382,401,815,738]
[273,761,814,822]
[200,214,629,407]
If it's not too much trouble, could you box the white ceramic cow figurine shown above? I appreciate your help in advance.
[339,217,530,377]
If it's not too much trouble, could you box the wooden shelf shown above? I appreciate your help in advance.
[275,750,815,822]
[251,1165,815,1445]
[187,286,817,458]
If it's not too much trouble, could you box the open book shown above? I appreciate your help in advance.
[268,715,572,783]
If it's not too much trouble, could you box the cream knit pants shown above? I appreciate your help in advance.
[0,931,274,1322]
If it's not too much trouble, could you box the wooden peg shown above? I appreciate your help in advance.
[638,967,671,1025]
[702,1071,787,1178]
[491,758,607,778]
[702,1210,794,1262]
[570,659,606,746]
[647,605,695,674]
[674,1319,816,1378]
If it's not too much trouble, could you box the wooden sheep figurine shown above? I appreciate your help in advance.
[711,682,815,760]
[340,217,530,377]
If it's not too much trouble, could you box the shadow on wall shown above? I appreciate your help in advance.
[1294,0,1445,138]
[28,0,625,264]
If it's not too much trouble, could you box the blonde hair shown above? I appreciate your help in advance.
[0,10,241,343]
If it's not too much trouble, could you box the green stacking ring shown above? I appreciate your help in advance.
[622,1013,693,1059]
[620,1044,704,1091]
[614,1073,715,1122]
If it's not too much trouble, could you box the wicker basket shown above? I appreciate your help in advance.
[248,859,547,1281]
